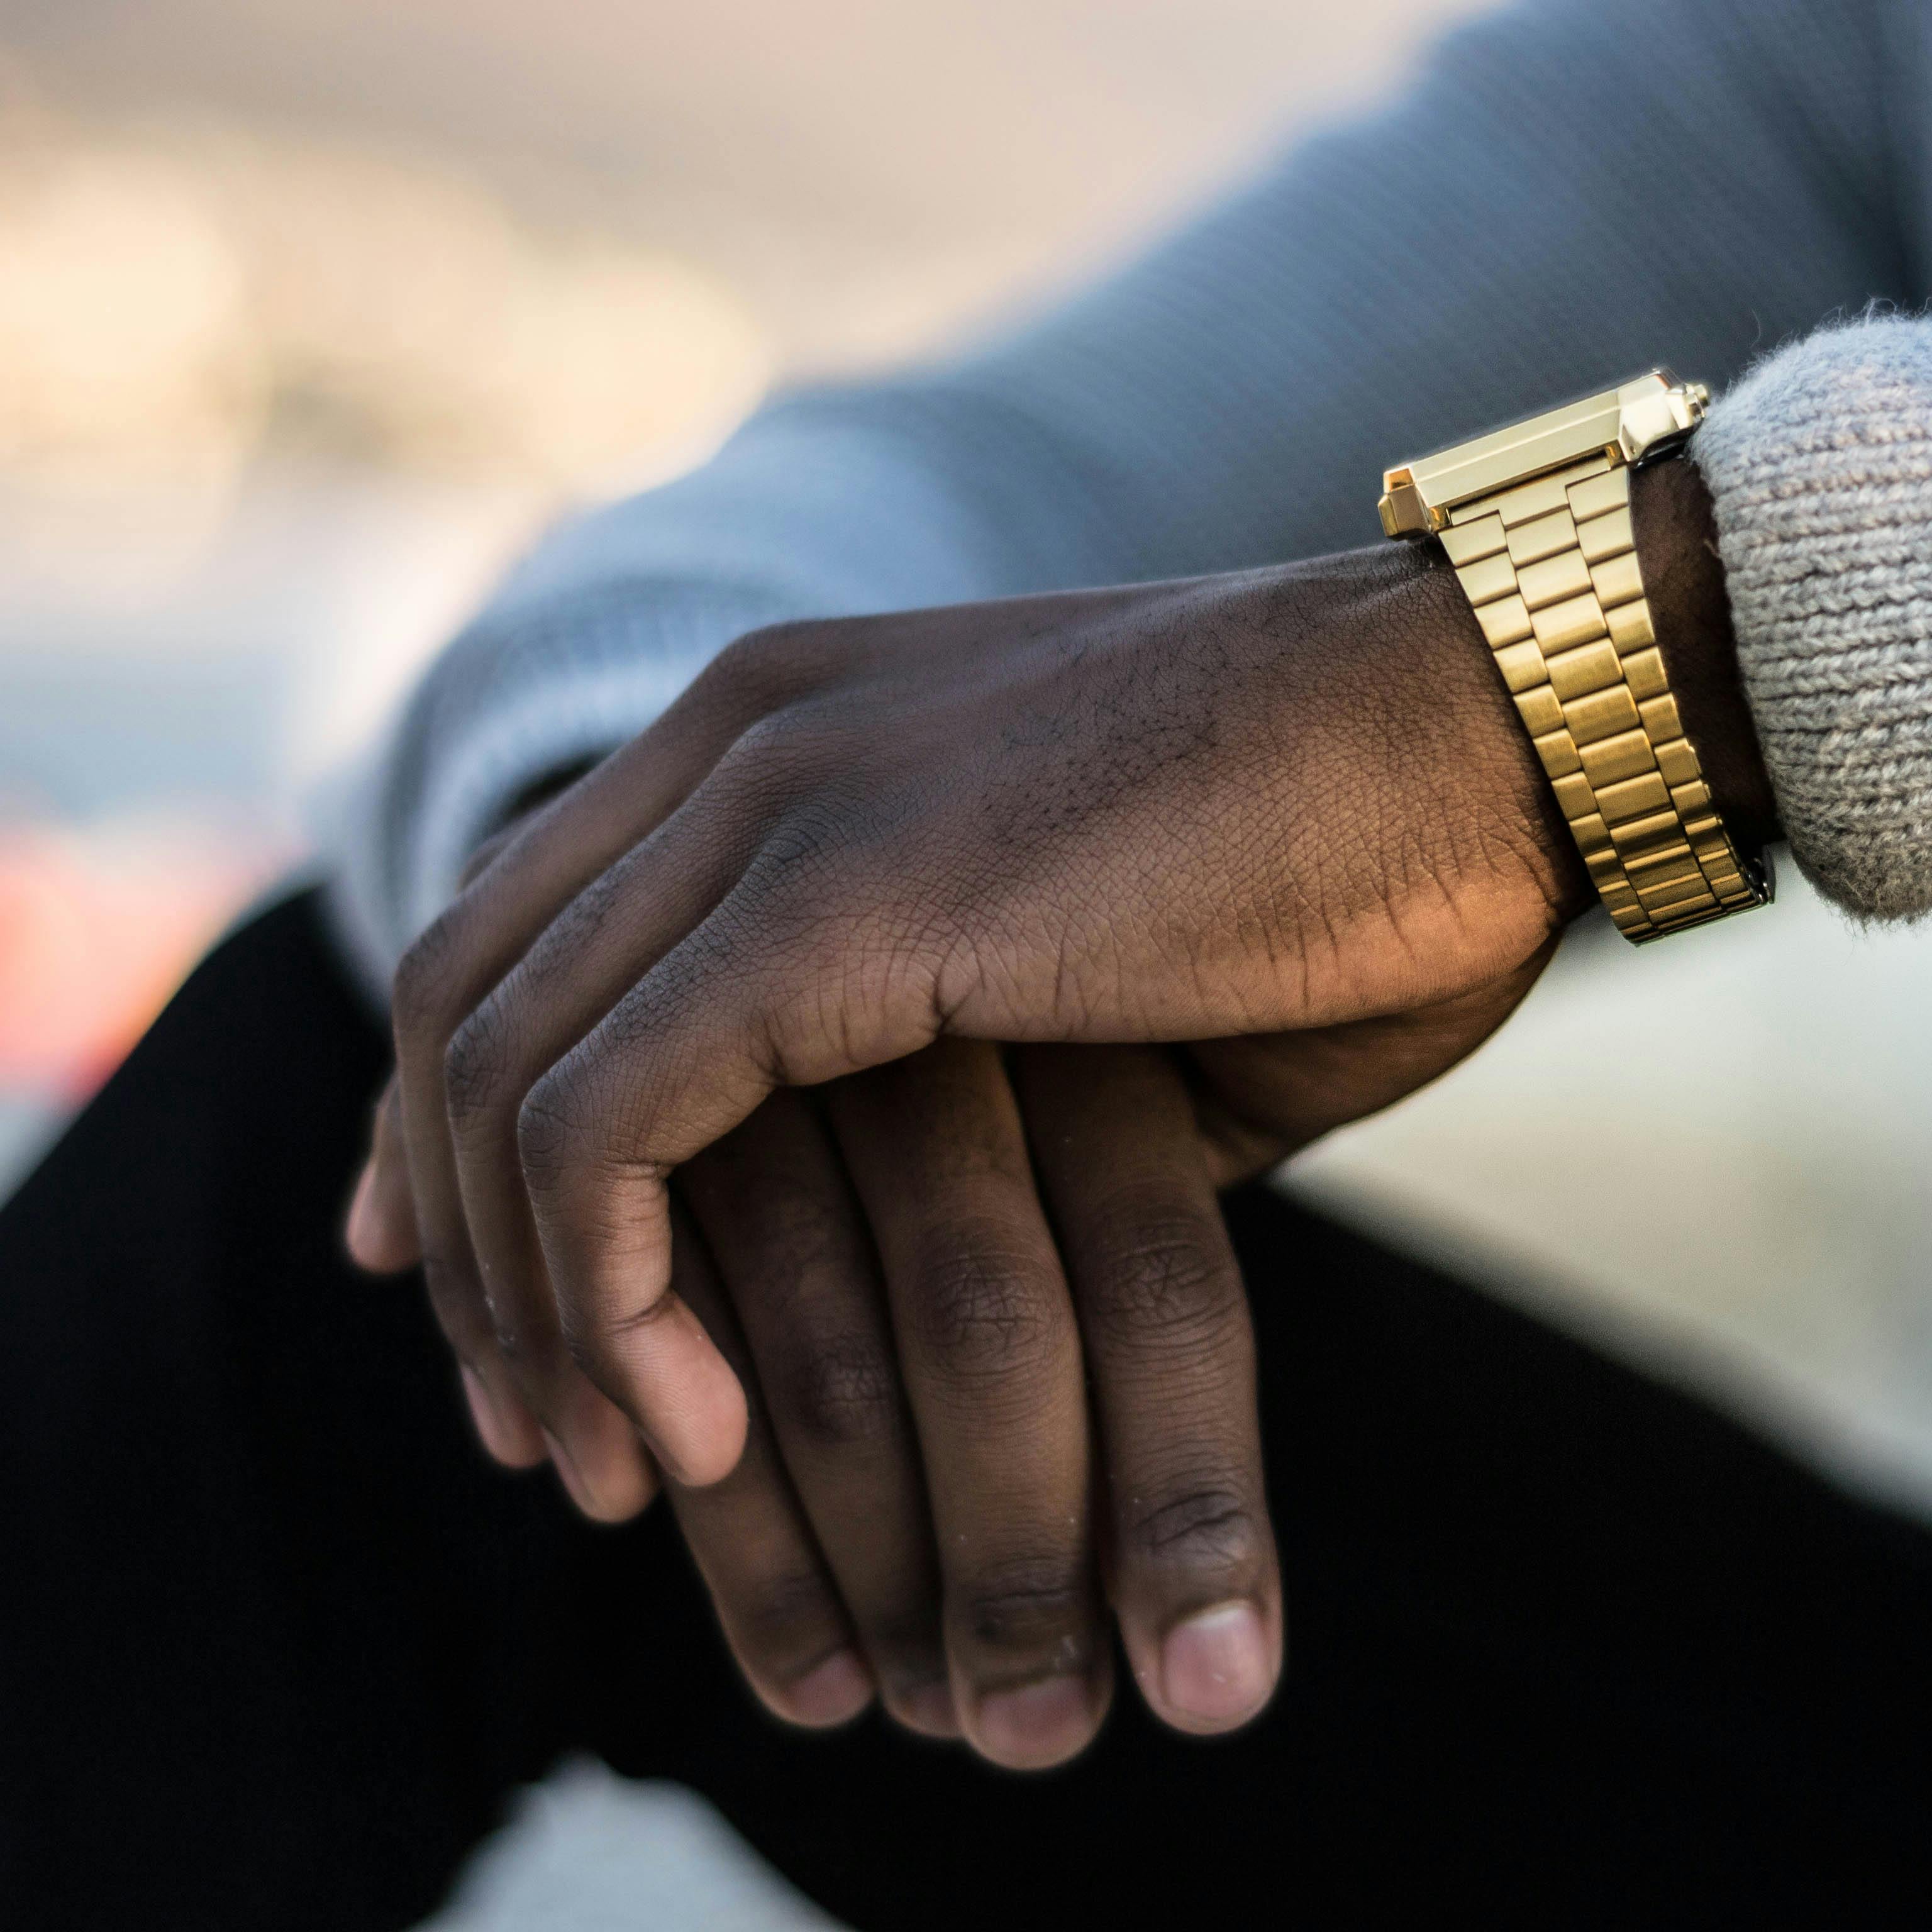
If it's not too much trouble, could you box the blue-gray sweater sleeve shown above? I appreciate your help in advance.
[328,0,1922,981]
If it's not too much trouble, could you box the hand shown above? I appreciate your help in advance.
[356,1022,1297,1765]
[355,874,1550,1772]
[666,1036,1287,1763]
[347,553,1558,1766]
[658,985,1563,1765]
[347,455,1769,1769]
[381,543,1583,1493]
[662,958,1564,1765]
[359,823,1307,1763]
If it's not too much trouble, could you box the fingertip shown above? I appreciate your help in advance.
[1145,1599,1280,1736]
[348,1075,424,1273]
[968,1670,1109,1772]
[460,1364,548,1468]
[644,1345,752,1490]
[577,1277,751,1485]
[653,1419,747,1490]
[541,1399,660,1521]
[344,1157,421,1274]
[770,1648,875,1729]
[540,1428,656,1521]
[343,1160,386,1269]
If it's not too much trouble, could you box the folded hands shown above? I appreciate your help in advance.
[348,470,1754,1768]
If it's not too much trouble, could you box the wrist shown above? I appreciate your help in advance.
[1395,543,1599,928]
[1629,455,1779,853]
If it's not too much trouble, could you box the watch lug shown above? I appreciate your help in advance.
[1378,467,1438,538]
[1617,373,1707,465]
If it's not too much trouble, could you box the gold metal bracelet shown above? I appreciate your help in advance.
[1380,373,1772,943]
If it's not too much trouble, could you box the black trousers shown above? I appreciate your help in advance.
[4,892,1931,1929]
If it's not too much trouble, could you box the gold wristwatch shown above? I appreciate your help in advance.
[1380,370,1773,943]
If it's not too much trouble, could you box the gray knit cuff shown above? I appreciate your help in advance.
[1694,315,1932,922]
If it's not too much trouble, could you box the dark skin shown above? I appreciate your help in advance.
[348,453,1777,1770]
[1635,453,1778,852]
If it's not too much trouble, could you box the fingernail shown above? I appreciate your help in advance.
[1160,1602,1272,1726]
[785,1649,874,1728]
[894,1679,961,1738]
[344,1161,381,1265]
[975,1674,1096,1768]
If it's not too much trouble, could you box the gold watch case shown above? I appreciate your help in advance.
[1379,370,1708,541]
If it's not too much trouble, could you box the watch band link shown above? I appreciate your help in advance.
[1441,455,1768,942]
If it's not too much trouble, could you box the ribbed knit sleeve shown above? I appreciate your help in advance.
[328,0,1919,990]
[1694,316,1932,921]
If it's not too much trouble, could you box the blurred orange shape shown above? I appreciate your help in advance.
[0,819,289,1099]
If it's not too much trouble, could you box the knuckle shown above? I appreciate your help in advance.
[442,1002,518,1133]
[556,1282,677,1384]
[702,629,765,702]
[541,863,625,972]
[514,1070,587,1192]
[908,1231,1062,1382]
[1124,1482,1263,1579]
[419,1252,492,1350]
[455,826,514,893]
[731,1565,846,1662]
[391,911,467,1038]
[711,713,824,816]
[725,618,825,677]
[778,1330,901,1450]
[711,621,790,684]
[1083,1209,1243,1345]
[957,1556,1091,1657]
[753,796,852,886]
[702,621,819,720]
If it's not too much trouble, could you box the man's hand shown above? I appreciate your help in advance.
[384,545,1580,1479]
[350,457,1768,1767]
[355,1024,1301,1765]
[666,1037,1287,1762]
[351,996,1548,1768]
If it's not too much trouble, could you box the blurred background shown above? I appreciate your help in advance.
[0,0,1491,1177]
[4,0,1930,1919]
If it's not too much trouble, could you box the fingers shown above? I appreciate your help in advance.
[381,655,798,1201]
[825,1040,1110,1772]
[517,882,936,1482]
[442,785,774,1490]
[378,634,831,1491]
[345,1075,423,1274]
[1014,1043,1281,1735]
[677,1089,956,1738]
[658,1205,875,1730]
[377,618,865,1268]
[385,766,652,1490]
[346,1075,547,1466]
